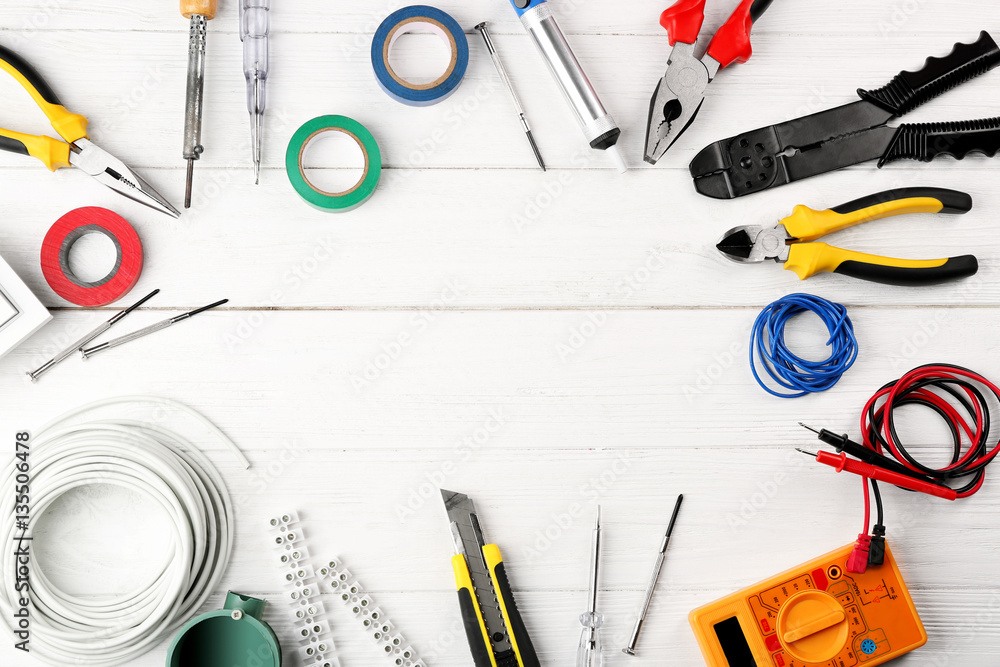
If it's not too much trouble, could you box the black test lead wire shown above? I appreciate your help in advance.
[803,364,1000,568]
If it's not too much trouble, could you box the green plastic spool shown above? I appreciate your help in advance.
[167,592,281,667]
[286,115,383,212]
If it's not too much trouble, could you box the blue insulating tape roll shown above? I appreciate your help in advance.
[371,5,469,107]
[508,0,547,18]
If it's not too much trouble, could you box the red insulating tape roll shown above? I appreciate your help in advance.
[41,207,143,307]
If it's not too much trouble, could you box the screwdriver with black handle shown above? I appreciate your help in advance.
[181,0,217,208]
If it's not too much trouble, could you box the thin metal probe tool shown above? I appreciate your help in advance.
[578,506,604,667]
[475,21,546,171]
[27,289,160,382]
[181,0,218,208]
[800,422,822,435]
[623,494,684,656]
[183,14,207,208]
[81,299,228,359]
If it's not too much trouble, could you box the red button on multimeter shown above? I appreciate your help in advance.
[689,542,926,666]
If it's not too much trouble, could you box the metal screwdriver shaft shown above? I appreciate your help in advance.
[475,22,546,171]
[181,0,218,208]
[578,506,604,667]
[240,0,270,184]
[623,494,684,656]
[81,299,228,359]
[26,289,160,382]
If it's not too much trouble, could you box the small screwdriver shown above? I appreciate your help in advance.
[181,0,218,208]
[624,494,684,656]
[578,506,603,667]
[26,289,160,382]
[81,299,228,359]
[475,22,545,171]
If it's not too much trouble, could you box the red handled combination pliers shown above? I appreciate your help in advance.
[645,0,775,165]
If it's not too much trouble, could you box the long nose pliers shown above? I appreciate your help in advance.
[716,187,979,286]
[645,0,775,165]
[0,44,180,218]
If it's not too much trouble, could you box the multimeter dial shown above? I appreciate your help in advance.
[776,590,849,663]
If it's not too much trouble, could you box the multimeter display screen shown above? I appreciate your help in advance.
[713,617,758,667]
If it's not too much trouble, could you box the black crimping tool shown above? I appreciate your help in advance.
[691,31,1000,199]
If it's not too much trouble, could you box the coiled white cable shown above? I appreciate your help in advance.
[0,396,246,666]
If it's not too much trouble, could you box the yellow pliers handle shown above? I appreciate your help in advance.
[780,187,979,286]
[0,44,89,170]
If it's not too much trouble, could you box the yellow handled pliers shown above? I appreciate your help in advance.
[0,44,179,218]
[716,187,978,286]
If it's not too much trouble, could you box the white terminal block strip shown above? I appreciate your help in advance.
[269,511,426,667]
[320,558,427,667]
[268,512,340,667]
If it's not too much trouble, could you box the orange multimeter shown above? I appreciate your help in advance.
[689,542,927,666]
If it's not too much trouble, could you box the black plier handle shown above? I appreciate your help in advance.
[859,31,1000,116]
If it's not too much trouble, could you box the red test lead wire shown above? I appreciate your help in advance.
[798,449,958,501]
[862,364,1000,499]
[801,364,998,572]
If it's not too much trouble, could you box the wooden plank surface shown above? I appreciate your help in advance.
[1,0,999,665]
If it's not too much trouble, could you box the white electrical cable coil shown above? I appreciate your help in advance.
[0,396,246,666]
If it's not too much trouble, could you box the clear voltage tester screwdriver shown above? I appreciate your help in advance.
[578,507,604,667]
[240,0,270,184]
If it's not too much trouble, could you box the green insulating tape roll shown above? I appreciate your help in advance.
[286,115,382,212]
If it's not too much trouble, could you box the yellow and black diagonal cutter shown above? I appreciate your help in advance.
[716,187,978,286]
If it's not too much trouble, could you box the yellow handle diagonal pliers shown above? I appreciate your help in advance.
[716,187,979,286]
[0,44,179,218]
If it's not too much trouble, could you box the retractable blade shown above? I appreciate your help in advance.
[442,489,513,655]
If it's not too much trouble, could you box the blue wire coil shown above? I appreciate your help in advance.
[750,293,859,398]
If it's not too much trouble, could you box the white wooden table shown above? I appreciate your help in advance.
[1,1,999,665]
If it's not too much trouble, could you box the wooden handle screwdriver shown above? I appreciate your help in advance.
[181,0,218,18]
[181,0,218,209]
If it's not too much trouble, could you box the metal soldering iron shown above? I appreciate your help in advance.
[507,0,627,173]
